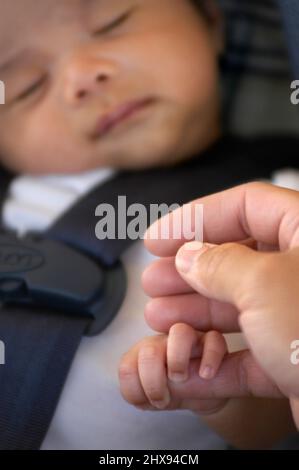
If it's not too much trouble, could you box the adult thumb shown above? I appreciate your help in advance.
[175,240,265,306]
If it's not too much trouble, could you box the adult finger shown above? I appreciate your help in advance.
[144,293,240,333]
[144,182,299,257]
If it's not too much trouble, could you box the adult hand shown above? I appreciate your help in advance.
[143,182,299,427]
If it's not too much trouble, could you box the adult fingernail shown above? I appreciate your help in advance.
[176,242,214,274]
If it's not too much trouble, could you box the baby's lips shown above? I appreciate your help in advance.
[90,96,155,139]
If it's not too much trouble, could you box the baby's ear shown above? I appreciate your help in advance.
[202,0,225,55]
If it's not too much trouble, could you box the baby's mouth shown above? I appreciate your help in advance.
[90,96,156,140]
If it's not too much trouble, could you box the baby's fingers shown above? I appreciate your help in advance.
[138,337,171,409]
[119,344,153,409]
[199,331,228,380]
[167,323,203,384]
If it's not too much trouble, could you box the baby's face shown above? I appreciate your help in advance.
[0,0,222,174]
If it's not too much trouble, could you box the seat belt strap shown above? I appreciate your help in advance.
[0,231,127,450]
[277,0,299,77]
[0,305,88,450]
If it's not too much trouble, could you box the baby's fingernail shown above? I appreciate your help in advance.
[199,365,214,380]
[152,390,171,409]
[168,372,188,384]
[176,242,214,274]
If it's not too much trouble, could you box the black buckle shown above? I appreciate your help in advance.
[0,231,126,336]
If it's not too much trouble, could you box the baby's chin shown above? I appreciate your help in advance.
[0,140,196,175]
[91,148,188,172]
[89,132,197,171]
[0,123,206,175]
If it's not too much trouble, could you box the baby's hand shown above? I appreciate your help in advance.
[119,324,228,414]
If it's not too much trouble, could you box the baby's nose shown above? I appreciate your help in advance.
[63,57,116,105]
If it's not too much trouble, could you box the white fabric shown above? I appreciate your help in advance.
[2,168,114,234]
[272,169,299,191]
[2,168,226,450]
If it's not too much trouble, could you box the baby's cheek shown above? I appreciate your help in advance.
[0,129,38,174]
[162,32,219,108]
[182,59,219,112]
[18,113,75,173]
[20,127,58,173]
